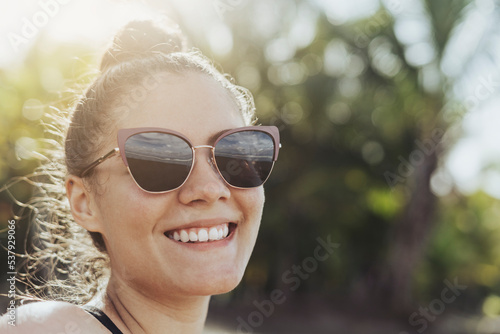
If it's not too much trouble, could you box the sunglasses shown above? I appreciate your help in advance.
[80,126,280,193]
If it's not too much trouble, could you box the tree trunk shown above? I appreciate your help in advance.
[382,148,439,311]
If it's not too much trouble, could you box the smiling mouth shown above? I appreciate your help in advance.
[165,223,237,243]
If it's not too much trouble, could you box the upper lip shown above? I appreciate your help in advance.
[164,218,237,232]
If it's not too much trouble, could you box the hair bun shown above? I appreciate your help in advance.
[100,19,187,72]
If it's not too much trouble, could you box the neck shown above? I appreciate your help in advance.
[102,276,210,334]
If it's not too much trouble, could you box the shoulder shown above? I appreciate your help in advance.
[0,300,109,334]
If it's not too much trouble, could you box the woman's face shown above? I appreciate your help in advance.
[90,72,264,299]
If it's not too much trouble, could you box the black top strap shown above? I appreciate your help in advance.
[82,306,124,334]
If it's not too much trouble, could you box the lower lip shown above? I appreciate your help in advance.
[166,226,237,250]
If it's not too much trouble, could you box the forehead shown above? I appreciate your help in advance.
[114,72,245,144]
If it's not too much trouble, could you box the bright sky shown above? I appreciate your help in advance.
[1,0,499,199]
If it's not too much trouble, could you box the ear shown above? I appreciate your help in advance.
[66,175,103,233]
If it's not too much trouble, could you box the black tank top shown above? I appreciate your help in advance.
[82,306,124,334]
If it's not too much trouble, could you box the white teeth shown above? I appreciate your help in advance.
[189,231,198,242]
[180,230,189,243]
[208,228,219,241]
[198,229,208,242]
[169,223,232,243]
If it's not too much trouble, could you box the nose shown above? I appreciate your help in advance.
[177,146,231,205]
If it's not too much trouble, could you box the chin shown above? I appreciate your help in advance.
[182,268,246,296]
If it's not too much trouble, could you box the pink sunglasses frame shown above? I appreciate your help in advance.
[79,126,281,193]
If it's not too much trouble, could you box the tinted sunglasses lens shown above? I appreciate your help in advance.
[124,132,192,192]
[214,131,275,188]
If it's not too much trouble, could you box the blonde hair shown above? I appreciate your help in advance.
[15,19,256,305]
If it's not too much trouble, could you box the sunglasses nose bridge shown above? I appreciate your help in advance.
[192,145,214,150]
[192,144,217,168]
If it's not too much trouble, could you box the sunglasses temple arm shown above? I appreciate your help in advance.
[80,148,120,177]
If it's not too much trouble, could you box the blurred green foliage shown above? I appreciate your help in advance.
[1,0,500,323]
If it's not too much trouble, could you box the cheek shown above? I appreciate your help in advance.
[238,187,265,240]
[92,177,162,250]
[247,187,265,218]
[94,188,168,283]
[94,167,156,218]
